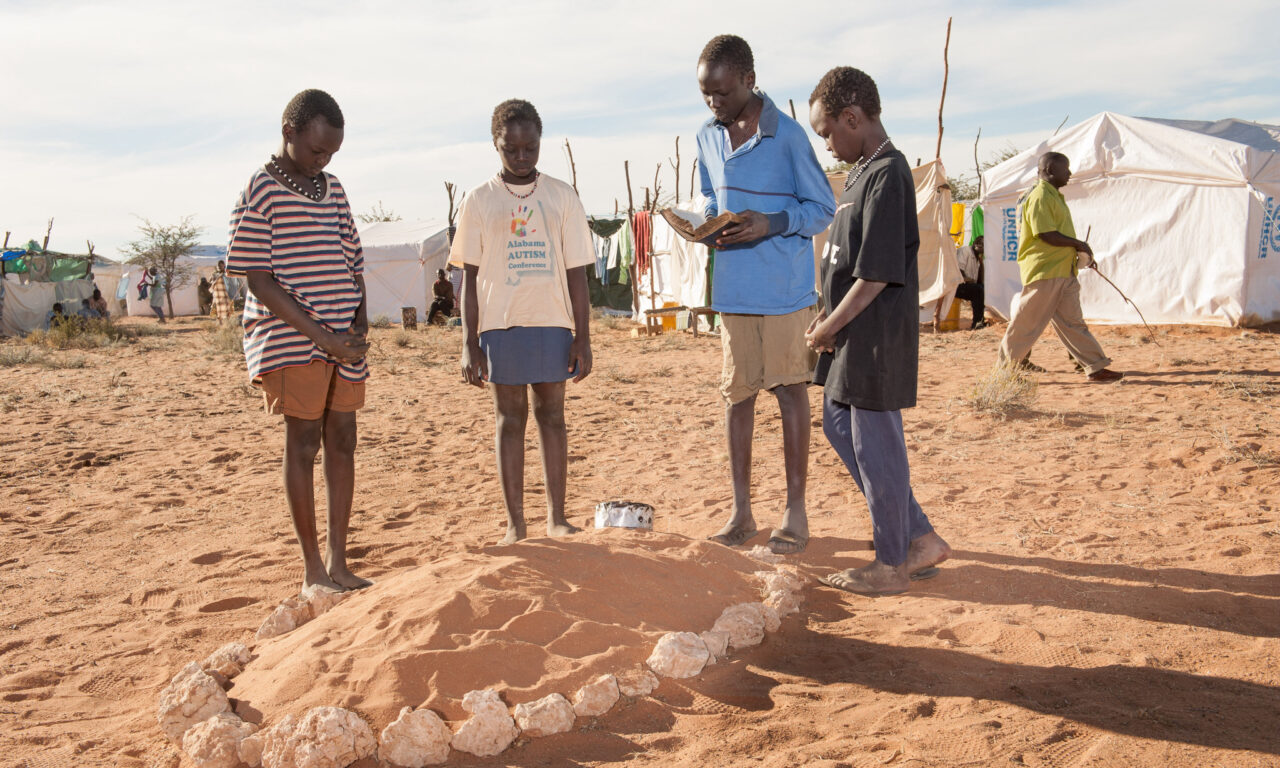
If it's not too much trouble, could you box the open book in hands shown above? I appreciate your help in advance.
[661,208,746,246]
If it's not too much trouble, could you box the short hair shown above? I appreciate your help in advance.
[1039,151,1068,172]
[490,99,542,140]
[283,89,345,130]
[52,303,63,312]
[809,67,881,119]
[698,34,754,77]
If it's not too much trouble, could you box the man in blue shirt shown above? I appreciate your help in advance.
[695,34,836,555]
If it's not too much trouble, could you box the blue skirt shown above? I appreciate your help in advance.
[479,326,576,385]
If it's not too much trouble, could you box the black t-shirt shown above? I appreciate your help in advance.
[812,150,919,411]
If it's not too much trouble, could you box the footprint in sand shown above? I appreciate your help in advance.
[190,551,226,566]
[198,596,259,613]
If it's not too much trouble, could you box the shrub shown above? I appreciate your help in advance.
[965,364,1038,418]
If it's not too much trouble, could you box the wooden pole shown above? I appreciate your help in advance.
[444,181,459,228]
[2,232,9,249]
[935,17,952,161]
[788,99,797,120]
[667,136,681,204]
[564,139,579,194]
[1053,114,1070,135]
[689,158,697,204]
[42,217,54,250]
[973,127,982,199]
[625,161,639,321]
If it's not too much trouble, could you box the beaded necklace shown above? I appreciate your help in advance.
[502,171,539,199]
[269,155,324,201]
[843,137,892,192]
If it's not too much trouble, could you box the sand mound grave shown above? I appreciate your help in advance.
[230,530,785,731]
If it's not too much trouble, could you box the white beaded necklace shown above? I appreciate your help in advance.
[269,155,324,201]
[501,171,539,199]
[843,137,892,191]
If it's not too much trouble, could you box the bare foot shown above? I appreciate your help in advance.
[708,518,758,547]
[303,567,344,593]
[820,560,910,596]
[502,519,527,544]
[547,520,580,537]
[906,532,951,576]
[327,565,373,591]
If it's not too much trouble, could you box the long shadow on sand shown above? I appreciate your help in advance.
[695,595,1280,755]
[806,538,1280,638]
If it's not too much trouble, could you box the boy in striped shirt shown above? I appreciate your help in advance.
[227,89,371,593]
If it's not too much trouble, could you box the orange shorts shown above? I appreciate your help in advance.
[259,361,365,420]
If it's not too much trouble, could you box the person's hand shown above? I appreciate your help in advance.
[1075,239,1094,257]
[1077,250,1096,270]
[319,331,368,363]
[568,336,592,383]
[461,340,488,387]
[806,309,827,338]
[805,316,837,353]
[715,210,771,246]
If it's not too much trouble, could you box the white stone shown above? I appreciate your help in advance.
[302,585,348,617]
[699,630,730,661]
[255,596,309,641]
[572,674,619,717]
[712,604,766,649]
[645,632,709,679]
[201,642,252,680]
[744,545,782,564]
[182,712,257,768]
[513,693,576,737]
[379,706,452,767]
[450,689,518,757]
[251,707,376,768]
[157,662,232,742]
[757,602,781,632]
[239,731,264,767]
[615,668,660,697]
[764,588,802,617]
[755,569,804,596]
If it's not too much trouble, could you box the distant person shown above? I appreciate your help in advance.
[954,235,986,329]
[211,260,233,322]
[447,263,463,315]
[197,277,213,316]
[997,152,1122,382]
[226,88,371,592]
[88,288,110,319]
[147,268,166,323]
[78,298,101,320]
[694,34,836,554]
[806,65,950,595]
[427,268,455,324]
[452,98,594,543]
[44,302,66,330]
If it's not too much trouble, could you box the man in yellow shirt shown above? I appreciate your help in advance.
[997,152,1122,382]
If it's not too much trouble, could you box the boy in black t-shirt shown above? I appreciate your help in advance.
[805,67,950,596]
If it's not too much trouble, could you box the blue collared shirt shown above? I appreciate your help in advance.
[696,90,835,314]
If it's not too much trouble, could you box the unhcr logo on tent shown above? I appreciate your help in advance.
[1260,196,1278,259]
[1001,207,1018,261]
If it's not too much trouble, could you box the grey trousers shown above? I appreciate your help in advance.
[822,398,933,566]
[998,275,1111,375]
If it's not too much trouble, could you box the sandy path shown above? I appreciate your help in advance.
[0,317,1277,767]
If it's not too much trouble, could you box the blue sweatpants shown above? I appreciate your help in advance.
[822,397,933,566]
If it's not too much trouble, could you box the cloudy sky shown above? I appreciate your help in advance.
[3,0,1278,258]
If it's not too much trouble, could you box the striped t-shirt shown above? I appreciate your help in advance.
[226,168,367,384]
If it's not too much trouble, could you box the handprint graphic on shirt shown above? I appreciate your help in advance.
[510,206,537,238]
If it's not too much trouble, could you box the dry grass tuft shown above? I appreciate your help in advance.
[25,318,134,350]
[206,321,244,355]
[1215,427,1280,468]
[1212,372,1279,401]
[965,364,1038,418]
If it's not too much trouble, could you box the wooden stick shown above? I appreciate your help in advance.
[564,139,579,194]
[651,163,662,213]
[689,158,697,204]
[444,181,459,228]
[2,232,9,249]
[667,136,681,204]
[935,17,952,160]
[788,98,797,120]
[43,217,54,250]
[1053,114,1070,135]
[973,126,982,199]
[624,161,634,216]
[625,161,639,317]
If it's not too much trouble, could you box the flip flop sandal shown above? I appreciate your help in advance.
[766,529,808,555]
[909,567,940,581]
[707,526,758,547]
[818,573,908,597]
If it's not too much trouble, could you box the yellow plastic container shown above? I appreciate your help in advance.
[661,301,678,331]
[936,298,963,331]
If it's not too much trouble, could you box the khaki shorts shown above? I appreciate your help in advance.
[259,360,365,420]
[719,306,817,405]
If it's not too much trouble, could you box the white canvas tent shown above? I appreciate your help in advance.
[982,112,1280,327]
[94,246,230,318]
[358,220,451,322]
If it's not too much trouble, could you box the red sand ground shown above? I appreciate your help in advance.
[1,316,1277,767]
